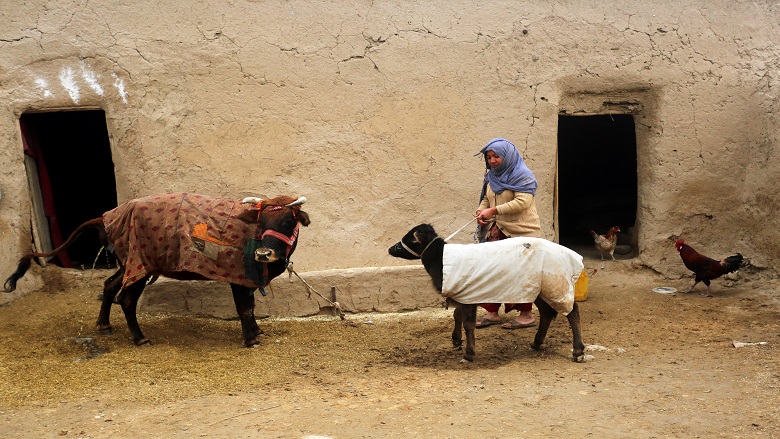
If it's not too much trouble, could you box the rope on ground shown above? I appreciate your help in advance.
[286,262,346,320]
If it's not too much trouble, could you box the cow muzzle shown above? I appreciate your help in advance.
[388,241,420,260]
[254,247,280,263]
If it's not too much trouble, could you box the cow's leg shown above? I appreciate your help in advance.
[117,276,151,346]
[461,303,477,362]
[247,290,263,336]
[96,267,124,335]
[451,300,463,350]
[231,284,262,347]
[531,297,557,352]
[565,302,586,362]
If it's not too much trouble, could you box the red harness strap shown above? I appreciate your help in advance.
[252,202,301,258]
[261,223,300,257]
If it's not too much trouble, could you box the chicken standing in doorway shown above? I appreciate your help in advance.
[590,226,621,261]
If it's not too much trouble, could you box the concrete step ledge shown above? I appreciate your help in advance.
[140,265,442,319]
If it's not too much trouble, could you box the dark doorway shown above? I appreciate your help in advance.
[557,114,637,257]
[20,110,118,268]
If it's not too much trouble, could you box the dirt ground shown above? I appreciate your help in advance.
[0,258,778,439]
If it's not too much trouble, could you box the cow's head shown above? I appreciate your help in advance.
[237,196,311,263]
[388,223,439,260]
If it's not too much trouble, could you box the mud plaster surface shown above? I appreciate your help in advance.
[2,1,779,288]
[0,262,778,438]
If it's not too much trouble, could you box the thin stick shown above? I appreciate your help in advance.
[331,286,338,317]
[208,405,282,426]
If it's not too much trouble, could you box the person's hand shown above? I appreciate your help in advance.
[476,207,497,225]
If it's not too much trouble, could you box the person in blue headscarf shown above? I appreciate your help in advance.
[474,138,542,329]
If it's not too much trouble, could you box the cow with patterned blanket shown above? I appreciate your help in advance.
[4,192,310,348]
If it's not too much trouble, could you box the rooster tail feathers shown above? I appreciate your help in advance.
[721,253,744,273]
[589,230,598,238]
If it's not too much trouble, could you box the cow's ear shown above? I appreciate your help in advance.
[236,209,260,223]
[296,211,311,227]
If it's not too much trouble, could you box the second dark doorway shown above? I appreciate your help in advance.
[557,114,638,257]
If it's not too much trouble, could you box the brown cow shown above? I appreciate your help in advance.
[4,192,310,347]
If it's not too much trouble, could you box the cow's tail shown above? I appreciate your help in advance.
[4,217,106,293]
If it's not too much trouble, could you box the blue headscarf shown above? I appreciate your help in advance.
[477,138,538,196]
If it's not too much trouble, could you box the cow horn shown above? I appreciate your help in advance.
[286,196,307,207]
[242,196,264,204]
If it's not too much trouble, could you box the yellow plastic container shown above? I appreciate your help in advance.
[574,269,589,302]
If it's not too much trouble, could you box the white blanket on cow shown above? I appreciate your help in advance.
[441,237,584,315]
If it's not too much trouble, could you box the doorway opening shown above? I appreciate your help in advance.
[20,110,118,269]
[557,114,638,259]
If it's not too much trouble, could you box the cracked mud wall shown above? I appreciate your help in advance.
[1,1,778,306]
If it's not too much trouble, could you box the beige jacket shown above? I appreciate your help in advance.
[478,186,541,238]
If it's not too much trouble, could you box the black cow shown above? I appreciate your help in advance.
[4,193,310,347]
[389,224,585,363]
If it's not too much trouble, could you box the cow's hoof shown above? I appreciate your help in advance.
[97,324,114,335]
[530,342,543,351]
[243,338,261,348]
[134,338,151,346]
[572,353,585,363]
[452,340,463,349]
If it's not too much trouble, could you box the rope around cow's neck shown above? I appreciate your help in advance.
[418,237,442,258]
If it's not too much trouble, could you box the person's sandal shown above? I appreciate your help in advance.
[475,317,502,328]
[501,320,536,329]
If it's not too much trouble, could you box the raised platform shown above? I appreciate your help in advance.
[139,265,442,319]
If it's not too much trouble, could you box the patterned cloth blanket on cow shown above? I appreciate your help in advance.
[103,192,277,289]
[441,237,584,315]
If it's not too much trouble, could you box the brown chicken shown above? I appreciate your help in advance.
[675,239,743,297]
[590,226,621,261]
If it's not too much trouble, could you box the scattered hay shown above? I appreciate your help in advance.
[0,285,457,408]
